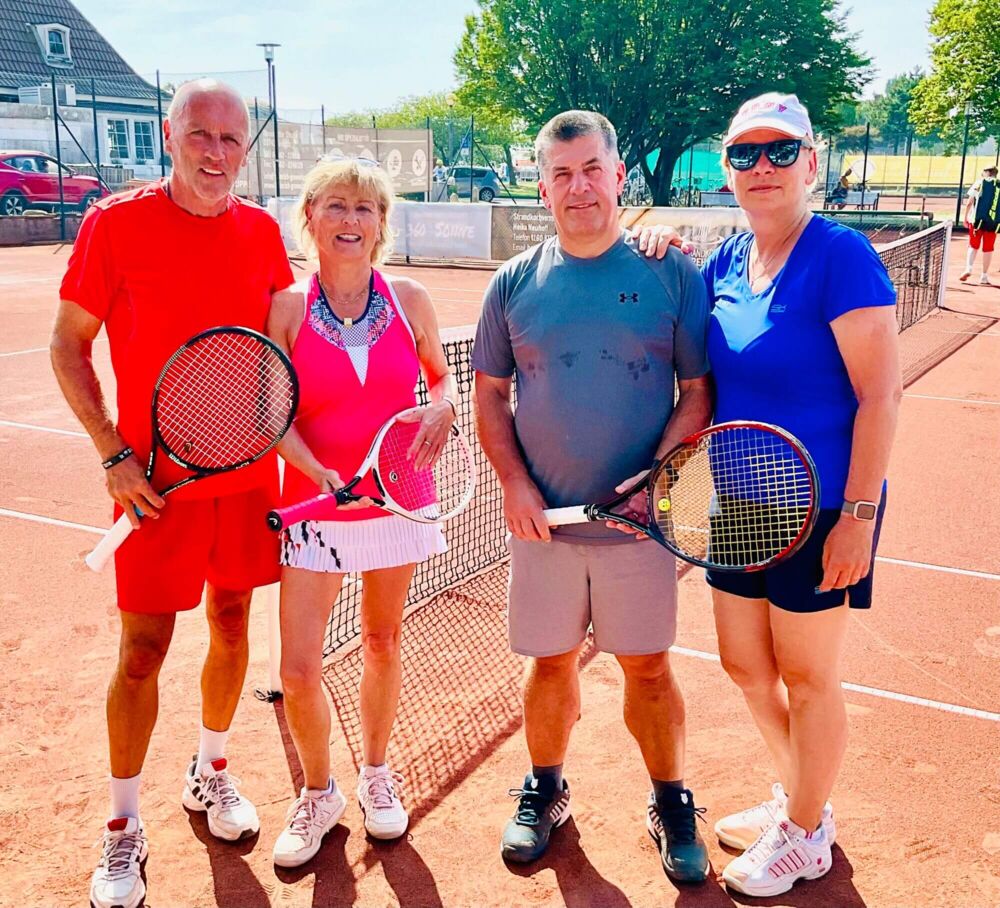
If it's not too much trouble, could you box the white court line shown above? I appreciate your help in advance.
[904,393,1000,406]
[875,555,1000,581]
[0,507,104,535]
[0,419,88,438]
[670,645,1000,722]
[0,337,105,359]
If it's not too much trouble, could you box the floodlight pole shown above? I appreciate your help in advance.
[956,104,971,226]
[258,43,281,197]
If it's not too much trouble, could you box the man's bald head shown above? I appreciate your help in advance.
[167,78,250,133]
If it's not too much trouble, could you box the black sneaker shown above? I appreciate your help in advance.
[646,789,710,883]
[500,773,571,863]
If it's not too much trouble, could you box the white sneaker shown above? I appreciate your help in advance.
[357,766,409,840]
[722,812,832,897]
[273,786,348,868]
[90,817,147,908]
[980,273,992,285]
[181,756,259,841]
[714,782,835,850]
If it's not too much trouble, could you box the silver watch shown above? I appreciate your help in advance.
[842,499,878,521]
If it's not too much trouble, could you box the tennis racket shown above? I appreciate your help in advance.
[85,327,298,572]
[543,421,820,572]
[266,408,476,529]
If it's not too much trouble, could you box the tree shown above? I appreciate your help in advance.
[454,0,870,204]
[325,92,529,184]
[857,70,922,153]
[910,0,1000,147]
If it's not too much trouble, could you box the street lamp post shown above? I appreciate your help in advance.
[257,42,281,197]
[955,102,971,226]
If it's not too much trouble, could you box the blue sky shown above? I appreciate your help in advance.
[76,0,934,114]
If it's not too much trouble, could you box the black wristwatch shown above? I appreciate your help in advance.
[842,499,878,521]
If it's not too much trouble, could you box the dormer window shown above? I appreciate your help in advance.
[34,23,72,66]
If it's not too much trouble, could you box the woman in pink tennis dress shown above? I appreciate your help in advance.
[266,158,457,866]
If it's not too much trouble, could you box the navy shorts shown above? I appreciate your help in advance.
[705,491,886,614]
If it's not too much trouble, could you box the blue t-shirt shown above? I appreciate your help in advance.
[701,216,896,507]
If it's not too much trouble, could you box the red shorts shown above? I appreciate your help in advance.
[113,483,280,614]
[969,226,997,252]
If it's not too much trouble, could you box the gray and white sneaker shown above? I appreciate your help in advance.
[273,786,348,867]
[357,766,409,840]
[714,782,835,850]
[500,773,571,863]
[89,817,147,908]
[182,756,259,841]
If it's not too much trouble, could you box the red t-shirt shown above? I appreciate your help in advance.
[60,181,294,500]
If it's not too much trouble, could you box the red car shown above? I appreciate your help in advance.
[0,150,109,216]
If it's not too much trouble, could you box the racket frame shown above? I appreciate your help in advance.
[266,408,476,529]
[85,326,298,572]
[543,420,821,572]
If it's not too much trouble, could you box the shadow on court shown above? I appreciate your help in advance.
[322,564,598,825]
[185,813,270,908]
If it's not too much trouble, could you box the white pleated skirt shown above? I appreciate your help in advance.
[279,514,447,573]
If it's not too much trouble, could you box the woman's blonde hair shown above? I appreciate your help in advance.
[293,159,395,264]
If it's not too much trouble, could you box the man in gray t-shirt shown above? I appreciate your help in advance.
[472,110,712,882]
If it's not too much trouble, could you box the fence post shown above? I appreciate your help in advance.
[373,114,379,165]
[50,76,66,240]
[825,135,834,200]
[270,63,281,197]
[91,77,101,183]
[687,145,694,206]
[321,104,326,154]
[955,106,971,226]
[254,98,263,203]
[903,130,913,209]
[155,69,166,178]
[426,115,432,201]
[860,122,871,209]
[470,115,475,199]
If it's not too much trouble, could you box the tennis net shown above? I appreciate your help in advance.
[323,218,953,657]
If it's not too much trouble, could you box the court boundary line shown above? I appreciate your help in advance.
[0,419,88,438]
[904,393,1000,406]
[875,555,999,581]
[0,507,104,535]
[670,645,1000,722]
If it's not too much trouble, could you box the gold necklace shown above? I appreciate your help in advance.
[319,275,370,328]
[749,212,810,288]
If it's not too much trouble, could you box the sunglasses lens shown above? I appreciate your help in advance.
[727,144,759,170]
[768,141,802,166]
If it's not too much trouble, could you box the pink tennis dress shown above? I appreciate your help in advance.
[279,270,447,572]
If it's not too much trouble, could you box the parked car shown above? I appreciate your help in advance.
[0,150,109,216]
[451,166,501,202]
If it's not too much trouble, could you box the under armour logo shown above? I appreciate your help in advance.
[619,292,639,303]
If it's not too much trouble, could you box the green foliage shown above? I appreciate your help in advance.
[454,0,870,203]
[910,0,1000,146]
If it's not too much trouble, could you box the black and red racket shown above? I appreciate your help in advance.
[266,408,476,530]
[543,421,820,572]
[85,327,298,572]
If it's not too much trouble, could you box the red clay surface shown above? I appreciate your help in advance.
[1,238,999,908]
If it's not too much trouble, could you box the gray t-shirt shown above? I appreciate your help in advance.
[472,231,709,542]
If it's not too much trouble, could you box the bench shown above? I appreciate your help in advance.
[827,190,880,210]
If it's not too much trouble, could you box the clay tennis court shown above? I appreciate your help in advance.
[1,232,998,908]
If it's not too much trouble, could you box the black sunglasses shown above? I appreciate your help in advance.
[726,139,807,171]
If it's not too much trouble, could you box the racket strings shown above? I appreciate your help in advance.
[156,332,295,470]
[653,427,813,567]
[376,421,475,520]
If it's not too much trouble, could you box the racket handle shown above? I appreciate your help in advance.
[85,513,134,572]
[543,506,591,527]
[266,493,337,531]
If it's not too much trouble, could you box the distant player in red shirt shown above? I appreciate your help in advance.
[50,80,293,908]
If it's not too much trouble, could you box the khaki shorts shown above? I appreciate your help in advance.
[507,536,678,657]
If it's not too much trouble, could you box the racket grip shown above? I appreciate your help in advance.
[266,493,336,531]
[543,506,590,527]
[84,513,134,572]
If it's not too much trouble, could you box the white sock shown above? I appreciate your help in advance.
[197,725,229,772]
[363,762,389,777]
[306,778,336,799]
[109,773,141,820]
[966,246,978,270]
[983,251,993,274]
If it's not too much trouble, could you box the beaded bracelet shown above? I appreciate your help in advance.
[101,446,134,470]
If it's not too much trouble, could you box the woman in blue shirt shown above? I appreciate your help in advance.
[637,93,901,897]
